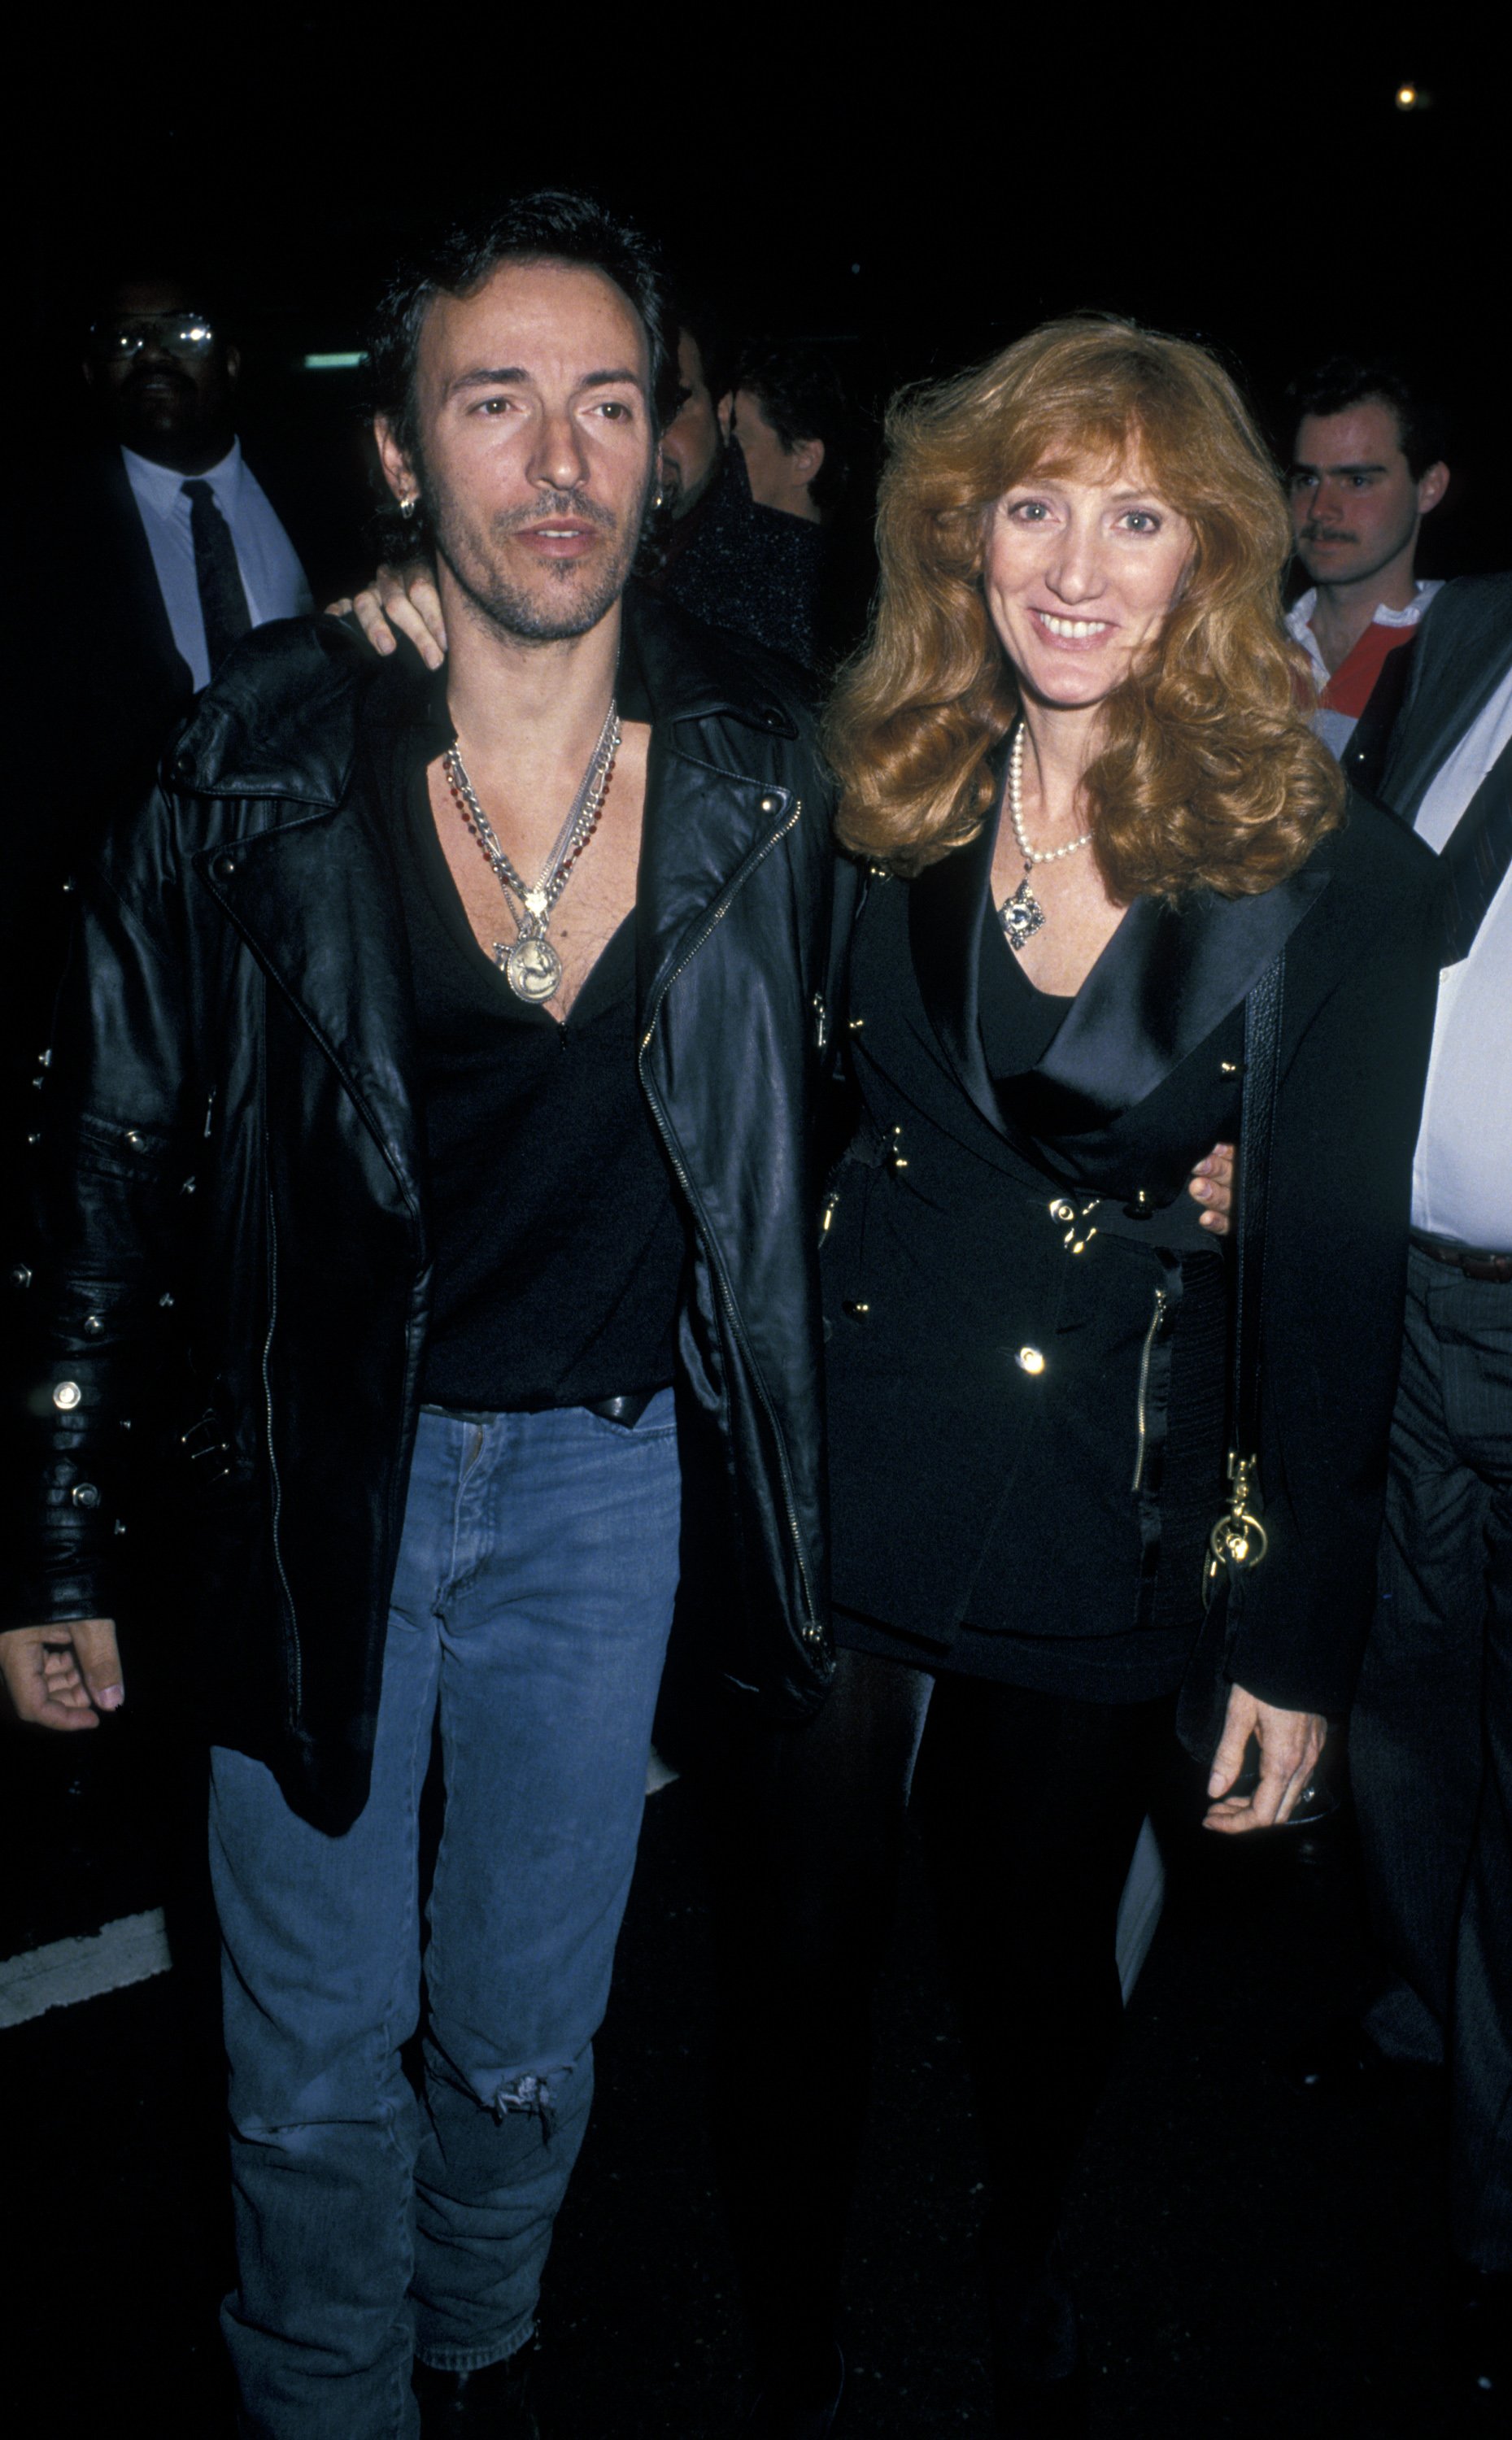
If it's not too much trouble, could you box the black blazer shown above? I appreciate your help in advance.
[823,792,1440,1716]
[1379,573,1512,821]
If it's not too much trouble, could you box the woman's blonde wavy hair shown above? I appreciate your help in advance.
[826,317,1344,897]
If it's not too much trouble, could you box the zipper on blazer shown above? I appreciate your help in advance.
[1131,1284,1170,1496]
[638,797,825,1649]
[261,1174,302,1723]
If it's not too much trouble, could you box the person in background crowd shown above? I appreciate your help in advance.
[4,277,323,1156]
[71,274,316,805]
[719,341,851,525]
[1292,569,1512,2432]
[1,191,838,2440]
[647,320,845,672]
[654,312,729,524]
[1283,356,1449,791]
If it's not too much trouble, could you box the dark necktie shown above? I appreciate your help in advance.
[1438,728,1512,965]
[181,478,252,673]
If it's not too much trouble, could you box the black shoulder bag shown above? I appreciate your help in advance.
[1175,948,1338,1821]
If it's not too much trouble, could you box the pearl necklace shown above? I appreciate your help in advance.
[1007,721,1093,865]
[997,722,1094,954]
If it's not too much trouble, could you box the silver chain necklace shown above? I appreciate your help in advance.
[443,699,621,1004]
[996,721,1095,955]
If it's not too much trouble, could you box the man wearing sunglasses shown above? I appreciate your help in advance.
[84,275,314,704]
[4,276,320,1154]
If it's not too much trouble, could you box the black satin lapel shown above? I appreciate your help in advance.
[909,813,1004,1139]
[1028,865,1330,1124]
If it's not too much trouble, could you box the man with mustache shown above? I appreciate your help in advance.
[2,193,836,2438]
[1283,356,1449,782]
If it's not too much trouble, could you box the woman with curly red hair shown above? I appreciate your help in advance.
[717,320,1442,2438]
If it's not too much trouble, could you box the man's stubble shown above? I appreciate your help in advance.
[425,464,650,646]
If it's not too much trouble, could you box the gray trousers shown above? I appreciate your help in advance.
[1352,1244,1512,2271]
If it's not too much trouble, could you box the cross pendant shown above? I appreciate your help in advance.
[999,876,1045,953]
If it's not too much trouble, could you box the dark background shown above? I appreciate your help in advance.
[18,14,1505,595]
[2,23,1496,2431]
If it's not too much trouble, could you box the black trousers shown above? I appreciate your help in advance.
[1352,1247,1512,2271]
[708,1644,1173,2358]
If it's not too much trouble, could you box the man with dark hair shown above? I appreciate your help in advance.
[652,308,729,524]
[1283,355,1449,783]
[720,341,851,523]
[2,190,835,2439]
[364,310,848,676]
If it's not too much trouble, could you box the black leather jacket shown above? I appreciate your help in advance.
[7,592,837,1830]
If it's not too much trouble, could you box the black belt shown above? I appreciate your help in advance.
[422,1390,666,1428]
[1412,1231,1512,1284]
[581,1392,660,1427]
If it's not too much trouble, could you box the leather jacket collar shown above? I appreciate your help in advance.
[170,585,799,808]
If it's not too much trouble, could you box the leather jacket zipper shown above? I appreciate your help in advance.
[261,1177,302,1721]
[1131,1284,1170,1495]
[638,797,825,1651]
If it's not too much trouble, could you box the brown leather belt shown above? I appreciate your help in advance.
[1412,1232,1512,1283]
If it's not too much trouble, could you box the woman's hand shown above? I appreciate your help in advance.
[325,563,447,669]
[1203,1683,1326,1833]
[1187,1141,1234,1236]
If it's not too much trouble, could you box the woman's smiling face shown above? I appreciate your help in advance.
[983,459,1195,711]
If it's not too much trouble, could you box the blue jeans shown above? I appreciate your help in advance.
[211,1396,680,2438]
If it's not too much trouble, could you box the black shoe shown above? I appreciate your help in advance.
[414,2338,551,2437]
[749,2339,845,2438]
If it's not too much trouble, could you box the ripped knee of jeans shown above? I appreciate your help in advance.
[491,2071,557,2138]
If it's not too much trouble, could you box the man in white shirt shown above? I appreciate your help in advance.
[85,275,313,695]
[1281,356,1449,790]
[1343,573,1512,2412]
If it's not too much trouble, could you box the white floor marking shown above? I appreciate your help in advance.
[0,1908,172,2028]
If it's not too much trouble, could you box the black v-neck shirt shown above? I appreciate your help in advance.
[977,900,1074,1076]
[391,672,685,1412]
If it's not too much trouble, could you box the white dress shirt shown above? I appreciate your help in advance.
[1285,581,1443,761]
[121,439,313,692]
[1410,661,1512,1248]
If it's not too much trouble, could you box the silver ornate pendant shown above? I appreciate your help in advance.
[498,934,564,1003]
[998,878,1045,954]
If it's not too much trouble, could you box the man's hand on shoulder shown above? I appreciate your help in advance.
[325,563,447,670]
[0,1620,123,1732]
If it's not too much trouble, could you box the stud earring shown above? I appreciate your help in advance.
[399,494,418,520]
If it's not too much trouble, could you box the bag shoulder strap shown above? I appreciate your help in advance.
[1231,949,1285,1462]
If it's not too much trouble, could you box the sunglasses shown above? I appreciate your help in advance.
[91,313,217,361]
